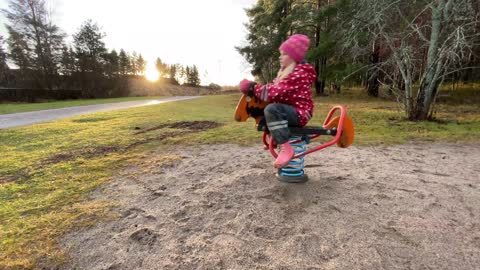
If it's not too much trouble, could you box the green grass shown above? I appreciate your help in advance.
[437,82,480,105]
[0,96,166,115]
[1,90,479,269]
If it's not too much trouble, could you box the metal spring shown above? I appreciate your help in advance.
[278,136,307,177]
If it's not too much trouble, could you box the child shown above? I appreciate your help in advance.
[239,34,317,168]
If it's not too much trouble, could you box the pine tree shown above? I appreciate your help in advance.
[109,49,120,77]
[6,30,31,72]
[155,57,168,78]
[169,64,178,83]
[73,20,107,74]
[190,65,200,86]
[236,0,292,83]
[177,66,187,85]
[59,45,76,76]
[130,51,138,75]
[102,49,120,78]
[73,20,107,96]
[119,49,129,75]
[136,54,146,75]
[184,66,190,85]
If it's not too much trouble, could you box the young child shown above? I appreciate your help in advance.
[239,34,317,168]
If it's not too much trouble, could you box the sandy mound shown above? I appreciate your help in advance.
[58,143,480,270]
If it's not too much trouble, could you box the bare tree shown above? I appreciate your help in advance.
[342,0,480,120]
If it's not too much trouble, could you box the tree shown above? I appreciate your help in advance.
[119,49,129,75]
[3,0,66,89]
[0,35,9,84]
[238,0,353,95]
[366,44,381,97]
[188,65,200,86]
[73,20,107,96]
[177,66,186,84]
[110,50,120,76]
[59,45,76,76]
[300,0,353,95]
[103,49,120,78]
[342,0,480,120]
[184,65,190,85]
[73,20,106,73]
[129,51,138,75]
[5,29,31,73]
[155,57,168,78]
[136,54,146,75]
[237,0,292,83]
[168,64,179,84]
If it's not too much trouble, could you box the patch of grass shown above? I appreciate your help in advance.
[319,87,479,144]
[0,96,165,115]
[436,82,480,105]
[1,92,479,268]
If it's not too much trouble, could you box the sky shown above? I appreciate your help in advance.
[0,0,257,85]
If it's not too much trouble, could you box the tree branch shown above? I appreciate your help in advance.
[441,66,480,78]
[396,6,429,43]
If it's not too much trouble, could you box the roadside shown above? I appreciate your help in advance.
[0,96,167,115]
[0,96,200,129]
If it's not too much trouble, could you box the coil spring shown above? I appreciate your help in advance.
[278,136,307,177]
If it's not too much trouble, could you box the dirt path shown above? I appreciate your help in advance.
[58,143,480,270]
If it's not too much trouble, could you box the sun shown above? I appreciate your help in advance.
[145,67,160,82]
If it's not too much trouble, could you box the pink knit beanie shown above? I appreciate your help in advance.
[279,34,310,62]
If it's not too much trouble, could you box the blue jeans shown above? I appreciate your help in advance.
[264,103,299,144]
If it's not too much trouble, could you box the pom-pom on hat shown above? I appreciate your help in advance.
[279,34,310,62]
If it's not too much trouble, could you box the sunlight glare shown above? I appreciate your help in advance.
[145,67,160,82]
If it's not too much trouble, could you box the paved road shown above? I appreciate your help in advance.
[0,96,200,129]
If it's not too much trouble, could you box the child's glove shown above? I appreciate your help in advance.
[239,79,254,95]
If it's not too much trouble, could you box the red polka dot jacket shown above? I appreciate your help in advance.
[252,63,317,126]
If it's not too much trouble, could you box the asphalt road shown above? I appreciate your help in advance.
[0,96,200,129]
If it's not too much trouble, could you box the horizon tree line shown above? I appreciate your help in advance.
[0,0,202,98]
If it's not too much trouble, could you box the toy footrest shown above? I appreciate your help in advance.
[289,126,337,136]
[257,122,337,136]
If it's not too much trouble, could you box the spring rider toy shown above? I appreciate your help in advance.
[234,92,355,183]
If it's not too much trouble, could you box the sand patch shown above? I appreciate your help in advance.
[57,143,480,270]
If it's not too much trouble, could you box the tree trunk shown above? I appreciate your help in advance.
[413,1,444,120]
[367,45,380,97]
[314,60,323,95]
[316,57,327,95]
[314,58,326,95]
[314,0,325,96]
[462,54,475,82]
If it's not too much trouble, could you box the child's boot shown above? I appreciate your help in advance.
[274,142,294,168]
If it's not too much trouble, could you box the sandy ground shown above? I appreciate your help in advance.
[58,142,480,270]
